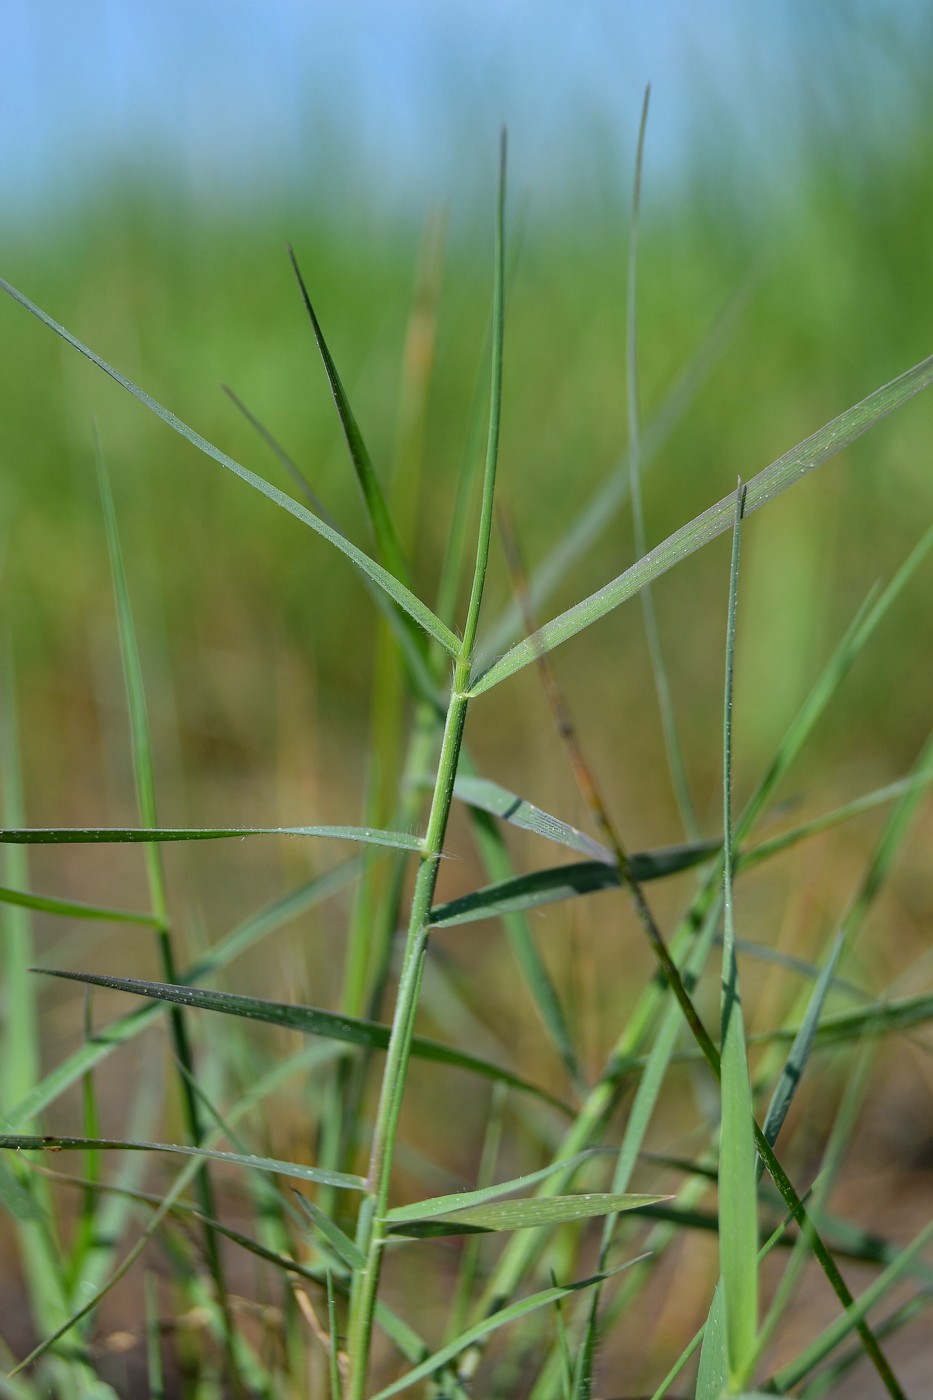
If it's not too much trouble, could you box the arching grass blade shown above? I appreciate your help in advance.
[34,969,572,1113]
[0,825,423,849]
[0,276,459,657]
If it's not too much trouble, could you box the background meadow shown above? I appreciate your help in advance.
[1,3,932,1395]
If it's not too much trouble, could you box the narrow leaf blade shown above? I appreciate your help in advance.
[386,1192,665,1236]
[0,825,423,849]
[470,353,933,695]
[36,969,571,1112]
[0,276,459,656]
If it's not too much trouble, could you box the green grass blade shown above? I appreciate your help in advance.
[0,652,39,1116]
[0,824,423,848]
[0,276,459,656]
[0,883,158,924]
[144,1273,164,1399]
[221,381,328,513]
[573,904,727,1399]
[288,245,413,590]
[8,1150,204,1376]
[327,1272,343,1400]
[384,1149,612,1224]
[696,1282,728,1400]
[294,1193,366,1271]
[469,355,933,695]
[459,129,507,664]
[429,842,719,927]
[386,1192,664,1237]
[626,85,698,840]
[0,650,87,1375]
[654,991,933,1059]
[796,1299,931,1400]
[736,523,933,840]
[462,797,584,1089]
[740,768,933,873]
[0,1134,365,1190]
[2,864,358,1130]
[369,1264,641,1400]
[759,931,844,1164]
[718,484,759,1389]
[35,969,572,1112]
[452,774,611,861]
[97,438,160,840]
[801,992,933,1045]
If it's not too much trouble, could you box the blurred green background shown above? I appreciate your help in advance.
[2,0,932,1284]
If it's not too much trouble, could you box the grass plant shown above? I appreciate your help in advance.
[1,115,932,1399]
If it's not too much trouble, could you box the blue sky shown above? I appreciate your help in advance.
[2,3,928,223]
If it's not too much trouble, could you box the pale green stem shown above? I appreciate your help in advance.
[344,132,506,1399]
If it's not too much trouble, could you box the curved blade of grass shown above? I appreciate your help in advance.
[385,1149,613,1224]
[429,841,719,927]
[369,1263,642,1400]
[288,245,413,591]
[718,484,759,1389]
[0,276,458,657]
[469,352,933,696]
[0,883,157,924]
[386,1192,665,1237]
[0,824,423,849]
[36,969,571,1113]
[452,774,611,862]
[0,1134,365,1190]
[2,862,359,1130]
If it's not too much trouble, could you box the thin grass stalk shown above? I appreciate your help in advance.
[495,498,712,1396]
[324,221,448,1198]
[343,132,507,1397]
[144,1273,165,1400]
[96,437,241,1387]
[0,658,96,1393]
[626,84,698,840]
[718,482,759,1389]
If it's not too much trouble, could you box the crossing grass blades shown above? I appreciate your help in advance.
[2,113,933,1399]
